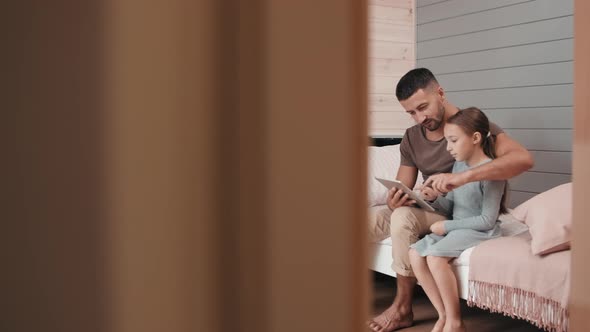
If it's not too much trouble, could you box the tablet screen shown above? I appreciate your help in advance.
[374,177,435,212]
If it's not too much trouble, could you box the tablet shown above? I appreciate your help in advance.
[374,177,435,212]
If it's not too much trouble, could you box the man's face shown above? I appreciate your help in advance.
[399,87,445,131]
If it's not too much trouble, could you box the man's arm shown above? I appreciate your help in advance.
[425,133,534,192]
[396,165,419,189]
[464,132,534,182]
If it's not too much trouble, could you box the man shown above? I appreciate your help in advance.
[367,68,533,332]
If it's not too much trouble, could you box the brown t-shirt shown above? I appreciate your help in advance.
[400,122,503,181]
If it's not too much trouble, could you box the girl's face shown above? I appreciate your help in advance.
[444,123,481,162]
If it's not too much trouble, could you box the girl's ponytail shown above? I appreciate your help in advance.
[482,132,497,160]
[482,133,507,214]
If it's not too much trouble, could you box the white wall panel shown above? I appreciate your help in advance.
[417,0,573,203]
[418,0,572,41]
[418,16,572,59]
[419,39,573,74]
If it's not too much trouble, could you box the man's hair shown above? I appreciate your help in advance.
[395,68,439,101]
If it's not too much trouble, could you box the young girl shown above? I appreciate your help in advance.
[409,107,507,332]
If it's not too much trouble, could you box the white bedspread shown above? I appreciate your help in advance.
[373,213,529,267]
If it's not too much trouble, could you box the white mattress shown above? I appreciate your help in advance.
[374,214,529,267]
[369,213,529,299]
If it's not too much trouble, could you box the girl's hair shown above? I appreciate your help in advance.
[447,107,507,214]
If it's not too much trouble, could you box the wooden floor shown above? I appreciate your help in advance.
[372,272,545,332]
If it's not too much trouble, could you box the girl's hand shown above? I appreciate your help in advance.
[423,172,469,193]
[417,185,440,202]
[430,221,447,236]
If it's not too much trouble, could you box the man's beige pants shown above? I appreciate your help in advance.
[369,206,447,277]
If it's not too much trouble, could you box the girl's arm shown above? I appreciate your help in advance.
[423,133,533,193]
[429,191,454,216]
[428,161,459,216]
[443,180,505,232]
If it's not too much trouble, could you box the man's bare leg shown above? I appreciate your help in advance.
[368,275,415,332]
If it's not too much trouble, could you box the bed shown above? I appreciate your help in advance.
[368,138,571,332]
[369,210,529,299]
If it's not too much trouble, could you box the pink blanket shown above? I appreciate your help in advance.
[468,231,570,332]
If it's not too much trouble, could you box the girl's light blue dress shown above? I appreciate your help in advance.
[410,159,505,257]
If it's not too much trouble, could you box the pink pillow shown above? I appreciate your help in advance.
[511,182,572,255]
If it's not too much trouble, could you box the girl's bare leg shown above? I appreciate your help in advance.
[426,256,466,332]
[409,249,445,332]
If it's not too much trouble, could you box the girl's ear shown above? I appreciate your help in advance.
[472,132,482,145]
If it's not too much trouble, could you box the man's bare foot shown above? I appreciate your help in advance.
[443,319,465,332]
[367,305,413,332]
[431,317,445,332]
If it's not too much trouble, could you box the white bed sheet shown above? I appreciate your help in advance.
[370,213,529,299]
[374,214,528,265]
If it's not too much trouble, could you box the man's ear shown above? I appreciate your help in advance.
[472,132,482,145]
[437,86,445,101]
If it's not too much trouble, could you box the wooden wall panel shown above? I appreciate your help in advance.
[370,93,407,112]
[369,5,414,25]
[370,22,414,43]
[370,41,414,60]
[370,0,412,8]
[368,0,416,137]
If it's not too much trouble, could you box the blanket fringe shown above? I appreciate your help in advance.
[467,280,569,332]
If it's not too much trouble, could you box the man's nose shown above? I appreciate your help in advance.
[419,115,427,123]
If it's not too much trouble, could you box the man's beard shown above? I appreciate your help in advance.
[422,106,445,131]
[422,118,442,131]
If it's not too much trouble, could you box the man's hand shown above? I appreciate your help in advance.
[423,172,469,193]
[386,188,416,211]
[430,221,446,236]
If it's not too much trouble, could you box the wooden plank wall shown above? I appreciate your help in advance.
[416,0,573,207]
[369,0,416,137]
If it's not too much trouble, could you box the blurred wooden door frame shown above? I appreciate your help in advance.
[9,0,590,331]
[180,0,372,331]
[6,0,367,331]
[570,0,590,330]
[110,0,368,331]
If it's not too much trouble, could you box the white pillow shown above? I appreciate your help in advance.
[367,145,423,207]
